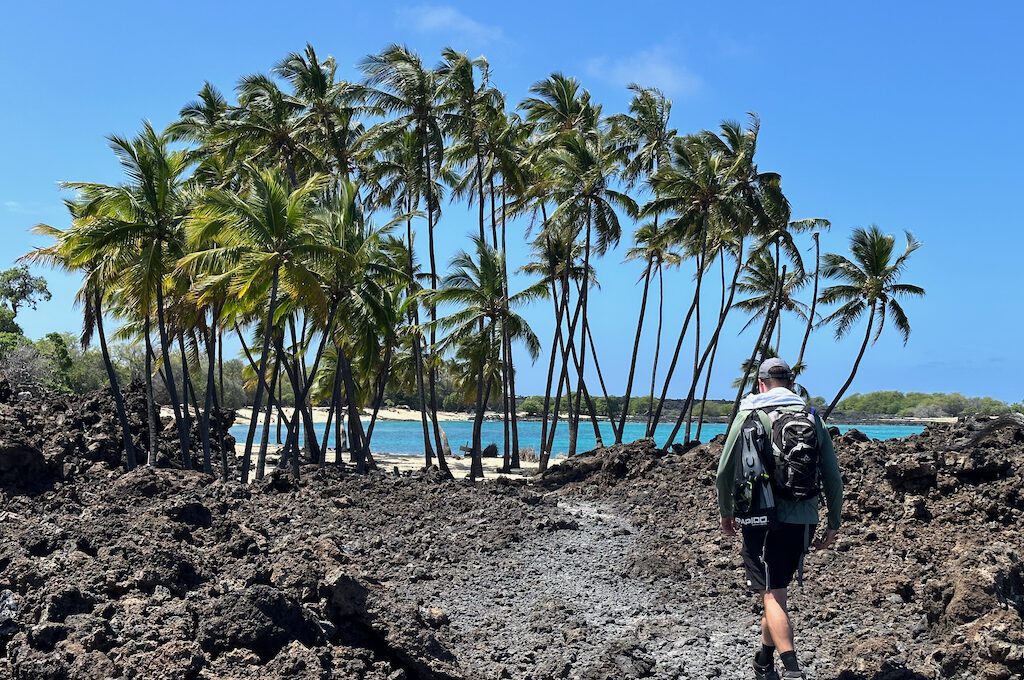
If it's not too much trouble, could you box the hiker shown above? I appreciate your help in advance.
[716,358,843,680]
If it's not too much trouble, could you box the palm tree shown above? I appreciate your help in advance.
[183,167,331,481]
[643,134,734,435]
[819,226,924,419]
[620,220,681,433]
[438,48,501,246]
[65,122,194,466]
[220,75,313,188]
[544,130,636,454]
[430,237,544,478]
[521,73,600,145]
[519,225,592,468]
[438,49,529,466]
[734,249,809,337]
[360,44,450,463]
[274,44,363,178]
[362,130,439,466]
[310,181,416,472]
[22,216,140,469]
[608,84,676,187]
[608,86,677,440]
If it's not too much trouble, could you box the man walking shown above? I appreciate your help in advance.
[716,358,844,680]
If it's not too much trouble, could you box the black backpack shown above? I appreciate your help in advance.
[760,406,822,501]
[732,412,777,528]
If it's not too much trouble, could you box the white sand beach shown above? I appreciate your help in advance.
[232,442,540,479]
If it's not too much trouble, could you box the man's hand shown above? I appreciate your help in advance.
[720,516,736,536]
[813,528,839,550]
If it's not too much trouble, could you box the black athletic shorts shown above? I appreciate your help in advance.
[741,522,815,592]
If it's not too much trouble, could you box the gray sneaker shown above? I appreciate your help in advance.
[781,671,805,679]
[753,657,780,680]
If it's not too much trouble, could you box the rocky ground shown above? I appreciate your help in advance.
[0,385,1021,679]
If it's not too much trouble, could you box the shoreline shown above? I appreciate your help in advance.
[233,442,540,478]
[174,406,955,427]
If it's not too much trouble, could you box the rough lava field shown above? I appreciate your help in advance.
[1,385,1022,679]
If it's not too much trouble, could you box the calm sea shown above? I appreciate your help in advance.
[229,418,923,457]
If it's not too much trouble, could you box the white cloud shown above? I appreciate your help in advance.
[396,5,505,46]
[586,46,701,96]
[2,200,33,215]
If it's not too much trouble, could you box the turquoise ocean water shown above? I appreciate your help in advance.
[230,418,923,457]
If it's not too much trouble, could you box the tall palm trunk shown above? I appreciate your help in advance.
[364,343,395,449]
[234,326,293,442]
[256,362,279,480]
[569,212,594,457]
[565,336,605,447]
[144,309,159,466]
[617,259,653,442]
[471,344,487,477]
[504,329,520,467]
[540,352,570,471]
[286,317,318,464]
[177,332,197,457]
[406,210,436,467]
[320,360,341,462]
[651,220,710,435]
[475,146,487,243]
[471,359,493,481]
[646,263,666,435]
[217,328,224,402]
[796,233,821,371]
[276,376,283,444]
[334,379,345,467]
[256,351,282,479]
[93,289,137,469]
[337,347,373,472]
[537,204,561,456]
[201,323,216,475]
[551,300,604,452]
[423,131,446,465]
[278,322,310,475]
[538,266,566,469]
[240,264,280,483]
[497,189,521,468]
[647,270,700,435]
[282,304,338,466]
[823,303,876,420]
[696,252,729,441]
[684,243,706,441]
[667,249,748,448]
[583,322,618,440]
[548,266,579,459]
[500,342,511,471]
[155,282,190,467]
[211,330,230,482]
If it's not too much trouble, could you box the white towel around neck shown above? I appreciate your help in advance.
[739,386,807,412]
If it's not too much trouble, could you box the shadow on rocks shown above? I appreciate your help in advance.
[834,669,931,680]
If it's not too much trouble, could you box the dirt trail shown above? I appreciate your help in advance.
[409,496,764,680]
[414,499,661,679]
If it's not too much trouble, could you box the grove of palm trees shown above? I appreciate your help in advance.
[23,44,924,481]
[5,42,1021,680]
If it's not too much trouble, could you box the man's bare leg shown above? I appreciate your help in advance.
[762,588,793,653]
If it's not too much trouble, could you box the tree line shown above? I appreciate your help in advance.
[836,391,1021,418]
[20,44,926,481]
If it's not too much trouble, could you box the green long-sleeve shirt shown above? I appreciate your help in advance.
[715,406,844,530]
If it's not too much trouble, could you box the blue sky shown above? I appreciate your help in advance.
[1,1,1020,402]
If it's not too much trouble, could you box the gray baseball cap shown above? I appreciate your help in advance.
[758,357,794,381]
